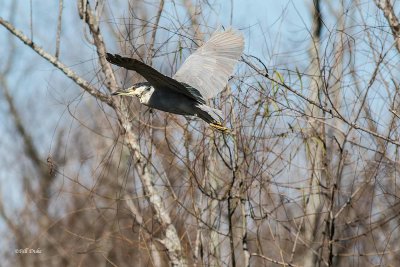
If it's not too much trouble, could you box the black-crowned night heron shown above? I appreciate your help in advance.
[106,28,244,132]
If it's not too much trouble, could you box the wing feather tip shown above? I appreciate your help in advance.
[106,52,120,64]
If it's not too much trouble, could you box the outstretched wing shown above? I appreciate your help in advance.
[106,53,205,103]
[173,28,244,99]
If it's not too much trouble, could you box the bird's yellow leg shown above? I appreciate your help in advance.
[209,122,231,133]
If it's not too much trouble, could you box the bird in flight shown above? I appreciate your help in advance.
[106,28,244,132]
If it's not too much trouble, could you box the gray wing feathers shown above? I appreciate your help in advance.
[173,28,244,99]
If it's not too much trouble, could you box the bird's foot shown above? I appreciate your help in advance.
[209,122,231,133]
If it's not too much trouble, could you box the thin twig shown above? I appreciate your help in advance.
[147,0,164,64]
[250,253,301,267]
[55,0,63,58]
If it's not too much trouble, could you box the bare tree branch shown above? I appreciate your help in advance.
[0,16,112,105]
[375,0,400,53]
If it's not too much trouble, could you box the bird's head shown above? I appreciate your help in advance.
[112,82,153,98]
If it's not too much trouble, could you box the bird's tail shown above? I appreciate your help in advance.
[195,104,230,133]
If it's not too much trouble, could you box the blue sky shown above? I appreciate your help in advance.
[0,0,312,227]
[2,0,390,201]
[4,0,394,252]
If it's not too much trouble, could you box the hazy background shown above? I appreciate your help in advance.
[1,0,400,266]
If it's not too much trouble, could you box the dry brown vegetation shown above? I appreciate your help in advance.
[1,0,400,266]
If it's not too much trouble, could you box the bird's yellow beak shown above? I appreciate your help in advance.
[111,88,135,96]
